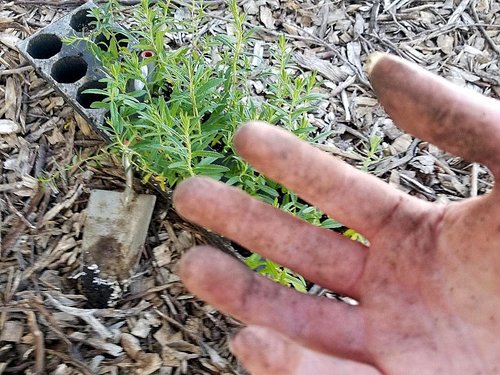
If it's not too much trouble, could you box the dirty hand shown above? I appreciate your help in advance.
[173,54,500,374]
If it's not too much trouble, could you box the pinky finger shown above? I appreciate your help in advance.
[231,326,381,375]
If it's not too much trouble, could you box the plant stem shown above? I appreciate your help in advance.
[186,60,201,134]
[180,113,195,176]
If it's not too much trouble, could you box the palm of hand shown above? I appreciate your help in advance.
[359,193,499,374]
[174,54,500,374]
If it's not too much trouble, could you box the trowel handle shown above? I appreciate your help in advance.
[123,151,135,204]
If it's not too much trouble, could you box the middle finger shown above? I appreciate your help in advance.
[174,177,368,297]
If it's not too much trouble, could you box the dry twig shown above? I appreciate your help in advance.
[25,310,45,375]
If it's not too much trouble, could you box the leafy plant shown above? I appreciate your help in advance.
[245,253,307,292]
[361,133,382,172]
[66,0,331,290]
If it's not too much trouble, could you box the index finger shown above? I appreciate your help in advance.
[234,122,432,240]
[368,53,500,177]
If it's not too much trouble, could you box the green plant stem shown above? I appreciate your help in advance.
[180,113,196,176]
[186,61,201,134]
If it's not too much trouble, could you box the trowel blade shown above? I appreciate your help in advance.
[81,189,156,281]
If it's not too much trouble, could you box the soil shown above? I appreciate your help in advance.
[1,0,498,374]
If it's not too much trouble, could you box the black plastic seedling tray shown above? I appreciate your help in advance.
[17,1,110,139]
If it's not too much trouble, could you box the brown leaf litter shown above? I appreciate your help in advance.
[1,0,499,374]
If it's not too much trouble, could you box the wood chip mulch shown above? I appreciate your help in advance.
[1,0,498,374]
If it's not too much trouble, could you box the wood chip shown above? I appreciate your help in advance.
[0,119,20,134]
[259,6,275,30]
[131,318,151,338]
[294,52,349,83]
[0,321,24,342]
[390,134,413,155]
[2,1,497,373]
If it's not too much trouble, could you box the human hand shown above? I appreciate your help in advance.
[173,53,500,374]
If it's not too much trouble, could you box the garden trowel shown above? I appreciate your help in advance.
[80,154,156,307]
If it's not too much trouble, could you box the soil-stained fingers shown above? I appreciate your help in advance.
[180,246,369,362]
[368,53,500,177]
[231,326,381,375]
[234,122,432,240]
[173,177,367,297]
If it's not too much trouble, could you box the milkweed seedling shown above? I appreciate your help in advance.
[66,0,338,291]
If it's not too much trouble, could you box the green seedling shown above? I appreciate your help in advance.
[66,0,336,291]
[362,133,382,172]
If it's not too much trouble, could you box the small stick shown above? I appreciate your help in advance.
[312,143,364,161]
[26,311,45,375]
[0,66,33,76]
[469,3,500,55]
[45,350,94,375]
[44,293,114,339]
[5,195,37,230]
[2,188,44,255]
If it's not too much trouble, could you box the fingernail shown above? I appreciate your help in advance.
[366,52,386,76]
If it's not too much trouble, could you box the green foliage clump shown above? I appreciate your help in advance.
[67,0,334,290]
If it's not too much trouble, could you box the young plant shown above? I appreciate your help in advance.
[362,133,382,172]
[67,0,330,291]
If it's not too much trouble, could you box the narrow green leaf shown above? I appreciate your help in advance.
[193,164,230,174]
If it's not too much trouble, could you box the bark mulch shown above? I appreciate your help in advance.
[1,0,498,374]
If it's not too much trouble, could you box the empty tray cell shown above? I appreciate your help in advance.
[51,56,88,83]
[95,32,128,51]
[27,33,62,59]
[70,8,97,33]
[77,80,107,108]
